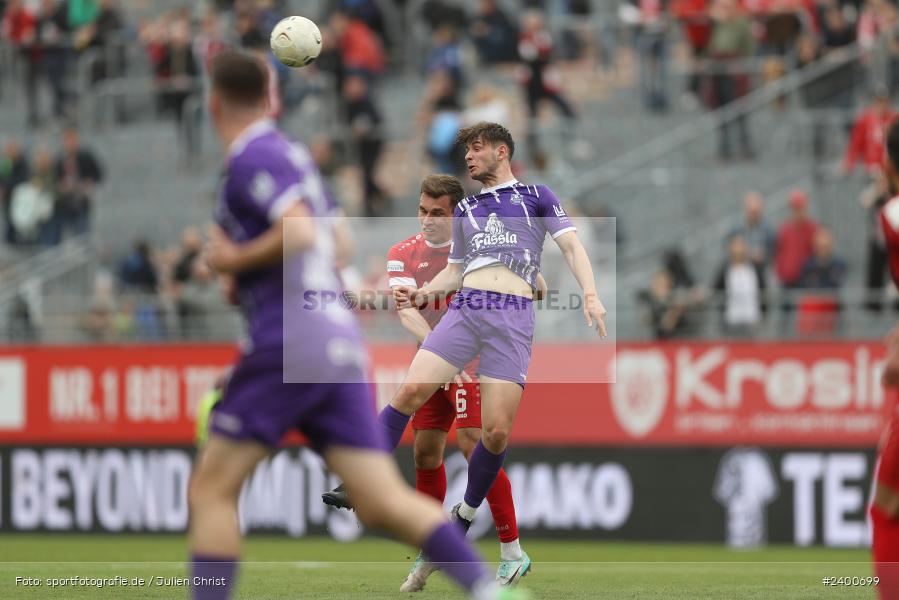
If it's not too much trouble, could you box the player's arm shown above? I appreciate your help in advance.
[206,204,316,275]
[395,292,432,344]
[554,231,608,337]
[395,262,463,308]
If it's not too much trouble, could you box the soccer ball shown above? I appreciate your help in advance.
[270,16,322,68]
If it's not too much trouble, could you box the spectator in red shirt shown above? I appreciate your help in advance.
[671,0,711,102]
[1,0,36,46]
[845,89,896,176]
[775,189,818,289]
[330,9,385,84]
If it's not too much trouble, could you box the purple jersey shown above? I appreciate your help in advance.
[448,179,575,288]
[215,120,363,378]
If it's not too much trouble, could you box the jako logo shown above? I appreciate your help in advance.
[471,213,518,251]
[610,350,669,438]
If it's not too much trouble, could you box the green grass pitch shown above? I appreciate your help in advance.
[0,535,878,599]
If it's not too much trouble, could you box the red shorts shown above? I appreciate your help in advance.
[411,382,481,432]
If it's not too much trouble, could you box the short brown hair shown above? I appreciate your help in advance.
[420,174,465,207]
[211,51,268,107]
[455,122,515,158]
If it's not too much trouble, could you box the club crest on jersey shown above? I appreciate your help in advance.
[510,190,523,205]
[417,262,429,270]
[471,213,518,251]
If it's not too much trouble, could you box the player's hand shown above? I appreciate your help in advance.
[394,286,427,309]
[443,370,473,391]
[584,293,608,338]
[205,225,242,274]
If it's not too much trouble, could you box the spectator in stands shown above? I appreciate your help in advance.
[24,0,71,127]
[469,0,519,65]
[0,139,30,244]
[1,0,36,51]
[154,17,200,154]
[707,0,755,160]
[727,191,776,270]
[422,70,463,175]
[636,0,670,113]
[78,0,126,84]
[844,88,896,176]
[176,251,218,339]
[9,149,56,245]
[714,234,766,336]
[118,239,158,294]
[775,189,818,290]
[426,23,464,87]
[798,227,847,289]
[343,75,387,217]
[518,10,577,166]
[518,10,576,123]
[172,226,202,285]
[194,8,228,74]
[330,9,386,86]
[672,0,712,107]
[54,127,103,236]
[857,0,894,51]
[821,2,856,51]
[637,270,689,339]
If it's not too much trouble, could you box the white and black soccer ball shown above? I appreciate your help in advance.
[270,16,322,68]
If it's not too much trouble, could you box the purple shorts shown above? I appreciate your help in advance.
[420,287,535,387]
[210,349,386,452]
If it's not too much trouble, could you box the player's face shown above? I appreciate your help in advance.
[418,194,453,244]
[464,138,500,182]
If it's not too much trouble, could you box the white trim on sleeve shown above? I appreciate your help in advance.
[389,277,417,287]
[447,257,465,264]
[268,183,303,222]
[551,226,577,239]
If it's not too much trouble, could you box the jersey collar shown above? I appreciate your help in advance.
[424,239,452,248]
[228,119,275,159]
[480,178,519,194]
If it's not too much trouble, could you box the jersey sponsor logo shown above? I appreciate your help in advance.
[553,204,569,222]
[511,190,523,205]
[471,213,518,251]
[250,170,276,204]
[387,260,405,272]
[417,262,429,270]
[610,350,668,438]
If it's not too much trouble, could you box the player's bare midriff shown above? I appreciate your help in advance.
[463,263,534,299]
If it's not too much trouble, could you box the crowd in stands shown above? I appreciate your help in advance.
[0,126,102,246]
[637,187,854,339]
[80,226,223,341]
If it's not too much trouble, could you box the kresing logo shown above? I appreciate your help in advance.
[471,213,518,251]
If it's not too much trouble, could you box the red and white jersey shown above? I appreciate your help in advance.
[881,195,899,288]
[387,233,452,329]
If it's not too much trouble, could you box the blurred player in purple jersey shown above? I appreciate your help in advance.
[187,52,521,600]
[386,122,608,533]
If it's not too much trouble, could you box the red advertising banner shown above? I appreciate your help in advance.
[0,341,893,446]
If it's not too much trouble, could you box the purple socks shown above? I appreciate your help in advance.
[463,441,507,509]
[422,522,490,592]
[378,404,411,450]
[191,555,236,600]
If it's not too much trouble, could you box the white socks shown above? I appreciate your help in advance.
[500,539,522,561]
[458,501,478,521]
